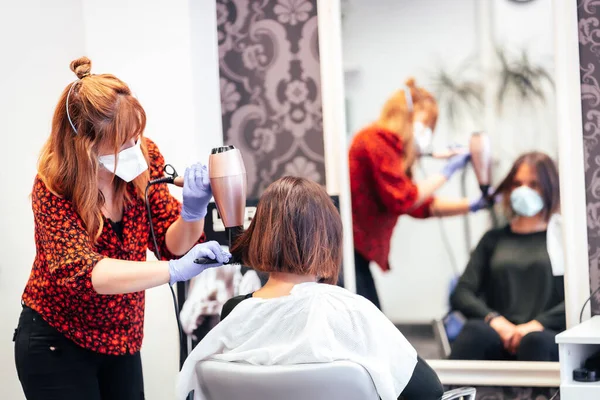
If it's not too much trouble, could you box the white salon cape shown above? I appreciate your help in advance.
[176,282,418,400]
[547,213,565,277]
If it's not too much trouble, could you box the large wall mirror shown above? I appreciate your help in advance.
[332,0,570,391]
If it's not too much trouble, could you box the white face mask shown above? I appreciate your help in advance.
[413,121,433,155]
[98,140,148,182]
[510,185,544,217]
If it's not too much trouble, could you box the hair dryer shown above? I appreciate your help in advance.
[153,147,246,387]
[194,145,247,265]
[469,132,492,197]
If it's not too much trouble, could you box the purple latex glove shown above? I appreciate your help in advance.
[168,241,231,285]
[441,153,471,180]
[469,189,499,212]
[181,163,212,222]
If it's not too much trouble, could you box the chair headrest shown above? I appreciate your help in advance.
[195,361,380,400]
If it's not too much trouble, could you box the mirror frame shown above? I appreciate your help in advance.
[318,0,589,387]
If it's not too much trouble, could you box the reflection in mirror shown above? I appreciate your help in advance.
[342,0,562,363]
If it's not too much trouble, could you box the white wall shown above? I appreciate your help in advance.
[343,0,478,142]
[0,0,222,399]
[0,1,86,398]
[491,0,557,174]
[81,0,222,399]
[342,0,556,323]
[342,0,482,323]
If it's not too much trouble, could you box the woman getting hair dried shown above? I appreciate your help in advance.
[177,177,444,400]
[450,152,564,361]
[349,78,491,310]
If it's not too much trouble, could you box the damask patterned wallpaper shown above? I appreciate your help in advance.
[216,0,326,198]
[578,0,600,314]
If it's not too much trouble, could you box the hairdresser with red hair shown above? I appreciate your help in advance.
[349,78,490,309]
[13,57,230,400]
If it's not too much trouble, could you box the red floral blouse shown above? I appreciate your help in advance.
[22,138,203,356]
[349,125,434,272]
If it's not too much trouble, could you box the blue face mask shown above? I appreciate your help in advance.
[510,186,544,217]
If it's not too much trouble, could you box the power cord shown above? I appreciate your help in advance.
[548,389,559,400]
[488,199,499,228]
[460,166,472,258]
[580,285,600,323]
[435,215,460,277]
[419,158,498,280]
[417,163,460,276]
[144,164,187,370]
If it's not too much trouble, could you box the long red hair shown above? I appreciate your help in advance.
[38,57,150,239]
[376,77,438,176]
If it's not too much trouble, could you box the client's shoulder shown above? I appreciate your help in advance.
[479,225,512,243]
[221,293,253,321]
[309,285,408,341]
[301,283,381,312]
[296,282,352,297]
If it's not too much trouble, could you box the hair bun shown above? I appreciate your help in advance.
[405,77,416,88]
[70,57,92,79]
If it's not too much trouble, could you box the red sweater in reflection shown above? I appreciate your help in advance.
[349,125,433,272]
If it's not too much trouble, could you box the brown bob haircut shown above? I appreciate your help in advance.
[494,151,560,222]
[230,176,343,284]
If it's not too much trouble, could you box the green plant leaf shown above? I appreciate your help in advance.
[429,60,482,129]
[495,47,554,113]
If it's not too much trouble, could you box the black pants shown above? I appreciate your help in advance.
[449,319,559,361]
[354,249,381,310]
[14,306,144,400]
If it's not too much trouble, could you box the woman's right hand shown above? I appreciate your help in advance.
[181,163,212,222]
[489,316,517,348]
[441,153,471,180]
[168,241,231,285]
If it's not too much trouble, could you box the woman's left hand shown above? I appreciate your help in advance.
[441,153,471,180]
[469,188,498,212]
[181,163,212,222]
[507,320,544,354]
[168,241,231,285]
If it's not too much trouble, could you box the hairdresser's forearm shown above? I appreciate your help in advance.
[413,174,447,207]
[165,217,205,256]
[430,197,470,217]
[92,259,170,295]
